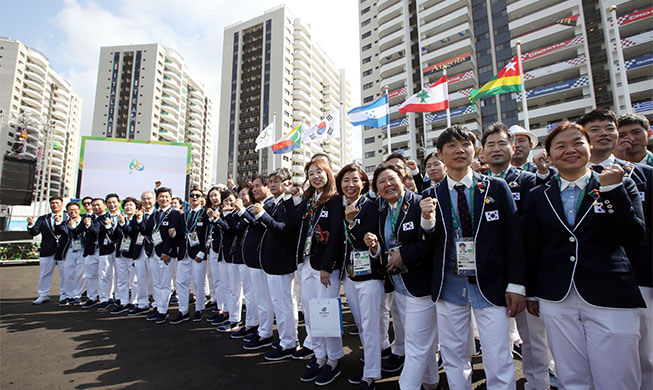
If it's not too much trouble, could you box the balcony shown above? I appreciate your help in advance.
[378,0,400,12]
[378,1,403,26]
[25,60,47,76]
[510,24,575,51]
[22,86,41,101]
[509,0,576,37]
[161,93,177,105]
[421,38,473,66]
[295,68,311,83]
[163,76,178,89]
[420,6,470,37]
[420,21,472,52]
[24,68,46,85]
[158,130,177,143]
[23,78,45,93]
[21,95,42,110]
[162,86,180,99]
[27,50,48,68]
[50,109,67,122]
[379,28,404,53]
[519,96,593,125]
[378,15,403,38]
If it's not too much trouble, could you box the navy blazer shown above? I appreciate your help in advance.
[138,208,184,258]
[524,173,646,308]
[219,211,238,263]
[285,194,344,273]
[208,208,228,256]
[424,172,526,306]
[503,166,537,216]
[178,208,209,260]
[78,214,98,257]
[240,198,275,269]
[54,219,83,260]
[371,190,433,298]
[90,213,119,256]
[259,197,298,275]
[28,213,65,257]
[344,195,386,282]
[130,211,154,258]
[231,212,247,265]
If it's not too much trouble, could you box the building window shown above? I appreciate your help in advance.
[361,6,370,15]
[362,31,371,39]
[365,165,375,173]
[364,137,375,144]
[363,82,373,90]
[361,19,371,27]
[362,57,371,64]
[363,96,374,103]
[365,151,375,158]
[363,69,372,77]
[362,43,372,52]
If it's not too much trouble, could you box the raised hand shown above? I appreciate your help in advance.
[420,197,437,220]
[598,164,625,187]
[27,216,35,226]
[168,228,176,237]
[533,150,551,175]
[344,205,359,222]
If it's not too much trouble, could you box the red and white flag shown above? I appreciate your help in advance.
[399,75,449,114]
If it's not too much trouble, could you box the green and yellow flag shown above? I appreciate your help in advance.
[470,56,522,102]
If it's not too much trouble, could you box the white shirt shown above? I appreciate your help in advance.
[446,169,474,191]
[559,170,592,191]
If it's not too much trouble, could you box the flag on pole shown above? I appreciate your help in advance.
[469,56,522,102]
[305,109,340,144]
[271,124,302,154]
[347,96,389,128]
[255,121,275,151]
[398,75,449,114]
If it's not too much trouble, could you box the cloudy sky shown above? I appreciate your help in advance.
[1,0,363,157]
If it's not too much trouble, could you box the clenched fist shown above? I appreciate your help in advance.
[420,197,437,220]
[344,205,359,222]
[598,164,624,187]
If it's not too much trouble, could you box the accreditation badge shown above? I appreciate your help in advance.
[351,250,372,276]
[152,230,163,246]
[71,239,82,252]
[136,233,145,245]
[120,237,132,252]
[455,238,476,276]
[188,231,200,247]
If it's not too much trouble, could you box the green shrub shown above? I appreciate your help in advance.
[0,243,40,260]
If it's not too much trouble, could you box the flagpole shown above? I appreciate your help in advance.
[610,5,632,113]
[444,67,451,128]
[384,85,391,156]
[339,102,345,169]
[271,112,276,171]
[516,41,530,130]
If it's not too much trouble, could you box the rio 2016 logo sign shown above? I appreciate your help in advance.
[129,159,145,174]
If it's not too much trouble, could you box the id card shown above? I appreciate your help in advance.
[303,237,312,256]
[152,230,163,246]
[387,246,408,275]
[455,238,476,276]
[136,233,145,245]
[188,231,200,247]
[352,250,371,276]
[120,237,132,252]
[71,239,82,252]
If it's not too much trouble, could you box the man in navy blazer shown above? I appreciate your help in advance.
[27,197,66,305]
[422,125,526,390]
[524,122,646,390]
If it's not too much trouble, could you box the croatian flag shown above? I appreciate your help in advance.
[271,124,302,154]
[399,75,449,114]
[347,95,389,128]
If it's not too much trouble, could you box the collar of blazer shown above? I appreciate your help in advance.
[543,172,601,231]
[435,172,490,236]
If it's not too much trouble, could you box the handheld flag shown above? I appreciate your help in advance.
[271,124,302,154]
[348,95,389,128]
[255,121,275,151]
[469,56,522,103]
[305,109,341,144]
[399,75,449,114]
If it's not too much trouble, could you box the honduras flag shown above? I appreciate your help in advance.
[347,95,389,128]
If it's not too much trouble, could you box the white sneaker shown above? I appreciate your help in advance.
[32,296,50,305]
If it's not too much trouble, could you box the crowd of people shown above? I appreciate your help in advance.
[27,108,652,390]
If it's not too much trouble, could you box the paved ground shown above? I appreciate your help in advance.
[1,264,526,389]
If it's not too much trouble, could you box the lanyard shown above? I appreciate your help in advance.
[154,210,169,232]
[555,174,591,212]
[185,209,202,231]
[387,195,404,243]
[493,167,509,179]
[450,183,475,236]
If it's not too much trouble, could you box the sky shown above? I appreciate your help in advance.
[0,0,363,158]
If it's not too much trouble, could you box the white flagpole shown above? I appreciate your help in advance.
[516,41,530,130]
[444,67,451,128]
[339,102,345,169]
[610,5,632,113]
[384,86,391,155]
[271,112,276,171]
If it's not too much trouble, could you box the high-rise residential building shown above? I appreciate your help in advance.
[216,5,353,185]
[91,44,214,190]
[357,0,652,172]
[0,37,83,199]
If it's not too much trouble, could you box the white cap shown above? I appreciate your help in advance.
[509,125,538,148]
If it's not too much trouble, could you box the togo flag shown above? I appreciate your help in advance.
[272,124,302,154]
[470,56,522,102]
[305,109,340,144]
[398,75,449,114]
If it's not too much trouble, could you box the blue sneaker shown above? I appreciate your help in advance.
[170,312,189,324]
[300,359,321,382]
[192,311,203,322]
[155,312,169,324]
[146,310,159,321]
[315,362,341,386]
[243,335,273,350]
[97,301,110,311]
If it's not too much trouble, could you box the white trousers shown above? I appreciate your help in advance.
[72,251,85,298]
[640,286,653,390]
[226,263,243,323]
[114,256,133,305]
[176,257,207,313]
[98,252,115,302]
[152,256,176,314]
[267,272,298,349]
[36,255,60,298]
[133,251,151,308]
[344,277,384,380]
[239,264,258,327]
[437,300,515,390]
[84,251,99,300]
[394,294,439,390]
[515,308,552,390]
[382,292,406,355]
[297,263,313,350]
[539,287,641,390]
[62,251,83,300]
[147,254,160,310]
[303,267,344,361]
[208,250,225,310]
[248,267,274,338]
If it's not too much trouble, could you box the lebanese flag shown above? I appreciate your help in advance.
[399,75,449,114]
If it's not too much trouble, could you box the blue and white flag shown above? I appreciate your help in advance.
[347,96,389,128]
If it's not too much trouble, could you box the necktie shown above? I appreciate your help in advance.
[455,185,473,237]
[188,210,196,229]
[591,165,604,174]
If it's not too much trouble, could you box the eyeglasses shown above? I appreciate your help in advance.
[189,193,202,198]
[83,203,91,206]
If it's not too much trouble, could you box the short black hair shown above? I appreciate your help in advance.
[251,174,269,186]
[481,122,513,146]
[270,167,291,182]
[91,197,104,204]
[335,163,370,196]
[105,193,120,203]
[122,197,141,209]
[65,202,80,210]
[424,152,441,165]
[618,113,650,130]
[577,108,617,127]
[436,125,477,150]
[49,196,63,203]
[384,152,407,164]
[220,189,236,205]
[155,187,172,197]
[189,187,203,195]
[311,153,331,163]
[372,163,405,193]
[545,122,590,155]
[81,196,93,203]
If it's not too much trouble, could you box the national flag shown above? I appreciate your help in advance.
[255,121,275,151]
[555,14,579,26]
[399,75,449,114]
[469,56,522,102]
[271,124,302,154]
[348,95,389,128]
[53,140,63,149]
[305,109,340,144]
